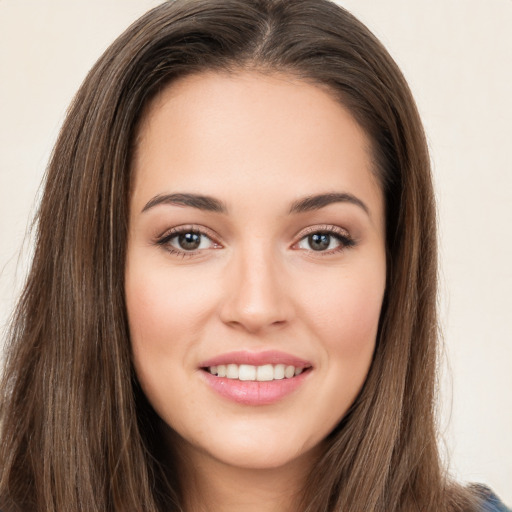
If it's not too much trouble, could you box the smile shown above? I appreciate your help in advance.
[205,363,307,381]
[199,351,313,405]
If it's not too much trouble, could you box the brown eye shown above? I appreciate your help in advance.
[177,232,202,250]
[298,232,342,252]
[161,230,216,252]
[308,233,332,251]
[295,228,355,254]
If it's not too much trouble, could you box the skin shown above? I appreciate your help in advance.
[125,71,387,512]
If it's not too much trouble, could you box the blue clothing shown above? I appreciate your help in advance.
[475,484,511,512]
[482,496,511,512]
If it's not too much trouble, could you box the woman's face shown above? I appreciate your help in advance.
[125,71,386,471]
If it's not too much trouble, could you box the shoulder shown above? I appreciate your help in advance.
[471,484,511,512]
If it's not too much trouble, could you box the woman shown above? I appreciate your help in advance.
[0,0,509,511]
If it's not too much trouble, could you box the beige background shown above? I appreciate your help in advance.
[1,0,511,503]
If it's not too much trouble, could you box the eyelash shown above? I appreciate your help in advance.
[155,224,356,258]
[295,225,356,255]
[155,225,220,258]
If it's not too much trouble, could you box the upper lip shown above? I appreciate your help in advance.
[199,350,312,368]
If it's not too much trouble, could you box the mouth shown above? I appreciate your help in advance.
[199,351,312,405]
[202,363,311,381]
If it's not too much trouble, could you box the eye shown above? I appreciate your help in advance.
[295,227,355,254]
[297,232,339,252]
[156,226,220,256]
[169,231,212,251]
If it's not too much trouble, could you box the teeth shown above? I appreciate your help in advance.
[284,365,295,378]
[206,363,307,381]
[239,364,256,381]
[226,364,239,379]
[256,364,274,381]
[274,364,285,380]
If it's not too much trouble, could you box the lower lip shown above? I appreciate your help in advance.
[200,369,310,406]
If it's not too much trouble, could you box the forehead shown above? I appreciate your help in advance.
[131,71,383,223]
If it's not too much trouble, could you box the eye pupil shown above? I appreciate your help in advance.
[178,232,201,250]
[309,233,331,251]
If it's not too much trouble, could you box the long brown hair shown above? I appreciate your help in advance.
[0,1,483,510]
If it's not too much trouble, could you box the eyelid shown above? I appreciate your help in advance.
[156,224,220,242]
[292,224,356,254]
[155,224,223,256]
[295,224,351,240]
[153,223,355,258]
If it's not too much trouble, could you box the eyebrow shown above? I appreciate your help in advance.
[141,193,228,214]
[141,191,369,216]
[288,192,369,216]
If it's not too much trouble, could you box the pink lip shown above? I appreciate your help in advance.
[199,350,311,369]
[200,369,311,406]
[198,351,313,406]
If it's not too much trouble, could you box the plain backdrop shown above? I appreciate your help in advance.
[1,0,511,504]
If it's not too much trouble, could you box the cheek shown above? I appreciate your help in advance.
[126,260,215,349]
[125,258,225,414]
[300,265,385,354]
[282,265,385,445]
[297,261,385,419]
[125,263,211,426]
[323,291,381,390]
[125,260,193,383]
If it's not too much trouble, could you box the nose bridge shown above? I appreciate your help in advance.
[220,237,291,332]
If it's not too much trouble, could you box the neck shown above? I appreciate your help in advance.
[166,433,317,512]
[186,461,306,512]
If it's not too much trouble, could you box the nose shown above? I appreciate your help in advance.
[219,243,293,334]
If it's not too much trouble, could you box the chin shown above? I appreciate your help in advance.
[173,422,325,472]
